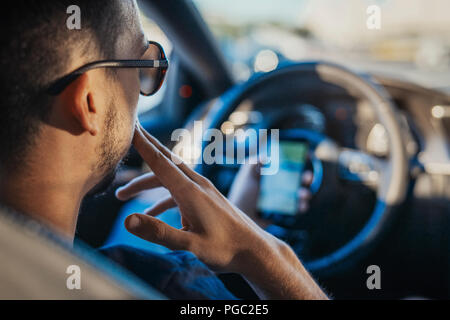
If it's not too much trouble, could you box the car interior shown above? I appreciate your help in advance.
[2,0,449,300]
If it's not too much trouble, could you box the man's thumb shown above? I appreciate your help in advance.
[124,214,191,251]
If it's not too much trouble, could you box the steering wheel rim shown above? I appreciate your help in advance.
[198,61,409,275]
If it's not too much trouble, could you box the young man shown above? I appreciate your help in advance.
[0,0,327,300]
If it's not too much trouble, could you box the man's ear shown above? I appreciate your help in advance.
[59,72,99,136]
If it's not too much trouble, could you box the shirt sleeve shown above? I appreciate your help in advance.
[99,245,237,300]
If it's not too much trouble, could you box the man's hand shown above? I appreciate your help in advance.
[115,123,327,300]
[228,160,314,228]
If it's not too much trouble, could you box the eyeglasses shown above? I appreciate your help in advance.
[47,41,168,96]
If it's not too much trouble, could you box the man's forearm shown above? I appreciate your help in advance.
[240,236,328,300]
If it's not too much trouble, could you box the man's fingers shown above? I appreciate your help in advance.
[125,214,193,251]
[301,170,314,187]
[115,173,162,201]
[143,197,177,216]
[137,123,207,184]
[133,125,194,195]
[298,188,312,201]
[298,188,312,213]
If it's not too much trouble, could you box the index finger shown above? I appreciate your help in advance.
[133,125,193,195]
[137,122,205,183]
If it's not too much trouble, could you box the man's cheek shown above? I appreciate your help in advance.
[121,89,138,137]
[124,69,140,114]
[115,107,134,154]
[126,112,137,150]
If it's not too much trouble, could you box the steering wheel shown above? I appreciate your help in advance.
[198,61,409,276]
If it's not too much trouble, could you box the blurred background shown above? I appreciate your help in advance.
[195,0,450,87]
[138,0,450,114]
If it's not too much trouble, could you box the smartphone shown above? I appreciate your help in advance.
[257,141,308,220]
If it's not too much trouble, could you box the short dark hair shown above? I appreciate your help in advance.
[0,0,124,168]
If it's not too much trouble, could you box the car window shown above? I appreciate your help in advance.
[194,0,450,90]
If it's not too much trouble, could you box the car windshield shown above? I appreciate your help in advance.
[194,0,450,92]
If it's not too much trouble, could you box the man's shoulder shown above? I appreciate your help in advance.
[99,244,237,300]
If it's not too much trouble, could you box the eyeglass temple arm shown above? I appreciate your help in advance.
[47,59,168,95]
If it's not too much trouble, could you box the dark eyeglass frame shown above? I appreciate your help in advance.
[47,40,168,96]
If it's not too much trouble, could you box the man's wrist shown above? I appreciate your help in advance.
[237,232,328,300]
[235,233,287,283]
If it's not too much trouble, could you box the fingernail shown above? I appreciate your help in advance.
[126,214,141,230]
[115,188,124,200]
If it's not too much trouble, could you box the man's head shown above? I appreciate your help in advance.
[0,0,146,193]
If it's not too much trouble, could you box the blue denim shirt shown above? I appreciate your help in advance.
[100,245,237,300]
